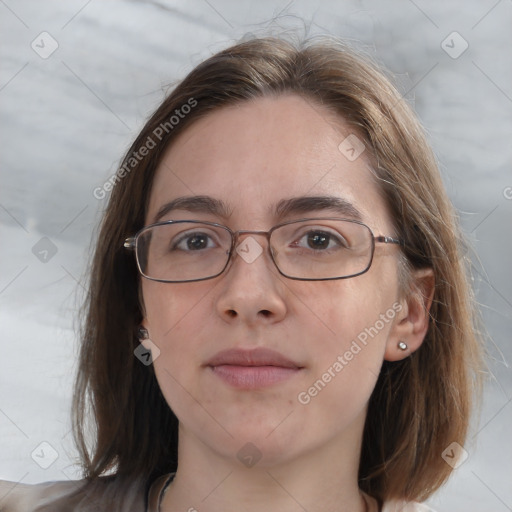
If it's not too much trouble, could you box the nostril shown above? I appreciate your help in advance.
[259,310,272,317]
[227,309,237,318]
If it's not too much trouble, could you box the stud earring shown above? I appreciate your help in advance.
[138,327,149,340]
[398,341,408,351]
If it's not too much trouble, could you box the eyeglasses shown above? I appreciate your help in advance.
[124,218,403,283]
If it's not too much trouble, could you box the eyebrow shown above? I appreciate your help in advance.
[153,196,233,224]
[152,194,363,224]
[274,195,362,221]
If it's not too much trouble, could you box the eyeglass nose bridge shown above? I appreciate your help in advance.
[233,229,273,242]
[227,229,277,267]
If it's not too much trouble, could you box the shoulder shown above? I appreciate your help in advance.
[363,491,437,512]
[382,500,437,512]
[0,475,147,512]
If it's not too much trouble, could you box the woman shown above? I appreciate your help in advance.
[0,35,483,511]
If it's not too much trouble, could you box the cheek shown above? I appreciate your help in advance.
[142,282,222,430]
[142,281,215,340]
[293,288,398,440]
[300,277,397,395]
[142,281,214,388]
[306,274,395,345]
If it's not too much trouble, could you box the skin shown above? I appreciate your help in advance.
[141,94,434,512]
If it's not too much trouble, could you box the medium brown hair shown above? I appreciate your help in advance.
[73,35,483,502]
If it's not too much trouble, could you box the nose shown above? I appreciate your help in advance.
[215,233,287,326]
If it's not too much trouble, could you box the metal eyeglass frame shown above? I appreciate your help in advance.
[124,217,404,283]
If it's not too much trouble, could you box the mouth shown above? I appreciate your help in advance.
[205,347,303,389]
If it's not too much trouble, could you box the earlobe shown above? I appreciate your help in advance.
[138,324,151,348]
[384,268,435,362]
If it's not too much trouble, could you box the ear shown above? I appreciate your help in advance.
[385,268,435,361]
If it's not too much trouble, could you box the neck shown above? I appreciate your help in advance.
[160,415,369,512]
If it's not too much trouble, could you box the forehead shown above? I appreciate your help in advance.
[147,94,391,231]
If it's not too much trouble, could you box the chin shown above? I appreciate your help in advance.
[220,417,310,465]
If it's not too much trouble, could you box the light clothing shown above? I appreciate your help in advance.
[0,473,436,511]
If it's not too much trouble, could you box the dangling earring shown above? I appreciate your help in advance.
[138,326,149,340]
[398,341,408,351]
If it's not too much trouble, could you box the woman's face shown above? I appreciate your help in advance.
[142,94,404,467]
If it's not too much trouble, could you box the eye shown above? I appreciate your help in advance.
[294,229,348,251]
[173,231,216,251]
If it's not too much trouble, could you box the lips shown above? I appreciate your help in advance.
[205,348,303,389]
[206,347,301,368]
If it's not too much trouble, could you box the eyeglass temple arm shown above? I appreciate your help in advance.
[374,235,404,246]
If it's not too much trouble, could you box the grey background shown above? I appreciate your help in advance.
[0,1,511,510]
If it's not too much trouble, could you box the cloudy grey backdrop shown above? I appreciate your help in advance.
[1,1,511,510]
